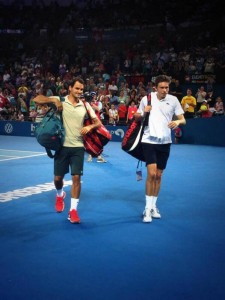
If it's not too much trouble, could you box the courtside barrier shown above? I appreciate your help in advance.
[1,118,225,146]
[0,121,126,143]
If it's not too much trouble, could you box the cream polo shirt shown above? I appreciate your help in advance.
[57,96,97,147]
[138,92,184,144]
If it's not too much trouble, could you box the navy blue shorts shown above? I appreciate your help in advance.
[54,147,85,176]
[142,143,171,170]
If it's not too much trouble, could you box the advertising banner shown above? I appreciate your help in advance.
[0,121,127,142]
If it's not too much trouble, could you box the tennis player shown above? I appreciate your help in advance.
[135,75,186,223]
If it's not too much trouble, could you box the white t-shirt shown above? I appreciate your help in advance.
[138,92,184,144]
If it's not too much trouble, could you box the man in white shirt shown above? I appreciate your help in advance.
[108,80,118,93]
[135,75,186,223]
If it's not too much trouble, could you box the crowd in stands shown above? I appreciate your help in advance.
[0,0,225,123]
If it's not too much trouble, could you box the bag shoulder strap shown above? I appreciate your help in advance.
[82,100,88,111]
[46,148,56,158]
[82,100,91,118]
[147,93,151,105]
[43,107,63,159]
[141,93,151,126]
[47,105,63,122]
[82,100,99,124]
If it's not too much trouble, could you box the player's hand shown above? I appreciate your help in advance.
[144,105,152,113]
[54,99,63,112]
[80,125,92,135]
[168,120,180,129]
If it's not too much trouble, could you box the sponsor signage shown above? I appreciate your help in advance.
[0,121,127,142]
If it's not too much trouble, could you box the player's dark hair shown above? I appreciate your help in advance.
[69,77,84,87]
[155,75,171,87]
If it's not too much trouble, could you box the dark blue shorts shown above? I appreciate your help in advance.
[142,143,171,170]
[54,147,85,176]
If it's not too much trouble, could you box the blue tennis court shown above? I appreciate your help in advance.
[0,135,225,300]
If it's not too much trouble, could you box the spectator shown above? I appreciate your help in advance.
[8,110,18,121]
[100,96,110,125]
[212,96,224,116]
[35,104,49,123]
[0,1,225,124]
[127,100,138,124]
[17,110,25,122]
[196,100,212,118]
[96,77,106,90]
[136,81,146,97]
[29,108,37,122]
[8,92,17,110]
[108,80,118,93]
[3,69,11,82]
[204,58,215,74]
[109,91,119,105]
[17,94,28,120]
[206,89,215,108]
[97,86,107,102]
[17,82,28,98]
[127,89,138,106]
[117,101,127,125]
[170,79,183,102]
[146,81,155,94]
[0,88,10,120]
[89,92,102,120]
[118,90,127,104]
[195,86,207,111]
[181,88,197,118]
[108,104,119,125]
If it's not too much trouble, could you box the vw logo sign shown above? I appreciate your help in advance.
[4,123,13,134]
[115,128,125,138]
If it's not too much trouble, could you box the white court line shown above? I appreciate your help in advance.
[0,180,72,202]
[0,153,46,161]
[0,148,46,161]
[0,155,19,157]
[0,148,43,153]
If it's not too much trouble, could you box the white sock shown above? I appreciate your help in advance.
[70,198,79,210]
[152,196,158,208]
[145,195,153,210]
[57,189,63,197]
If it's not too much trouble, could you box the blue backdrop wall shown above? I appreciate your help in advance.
[0,121,126,143]
[180,116,225,146]
[0,117,225,146]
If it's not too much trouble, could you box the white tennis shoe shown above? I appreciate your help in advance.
[143,209,152,223]
[151,207,161,219]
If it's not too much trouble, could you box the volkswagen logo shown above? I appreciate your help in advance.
[4,123,13,134]
[115,128,125,138]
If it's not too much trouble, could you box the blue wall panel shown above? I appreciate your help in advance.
[1,118,225,146]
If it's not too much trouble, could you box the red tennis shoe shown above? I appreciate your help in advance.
[68,209,80,224]
[55,191,66,213]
